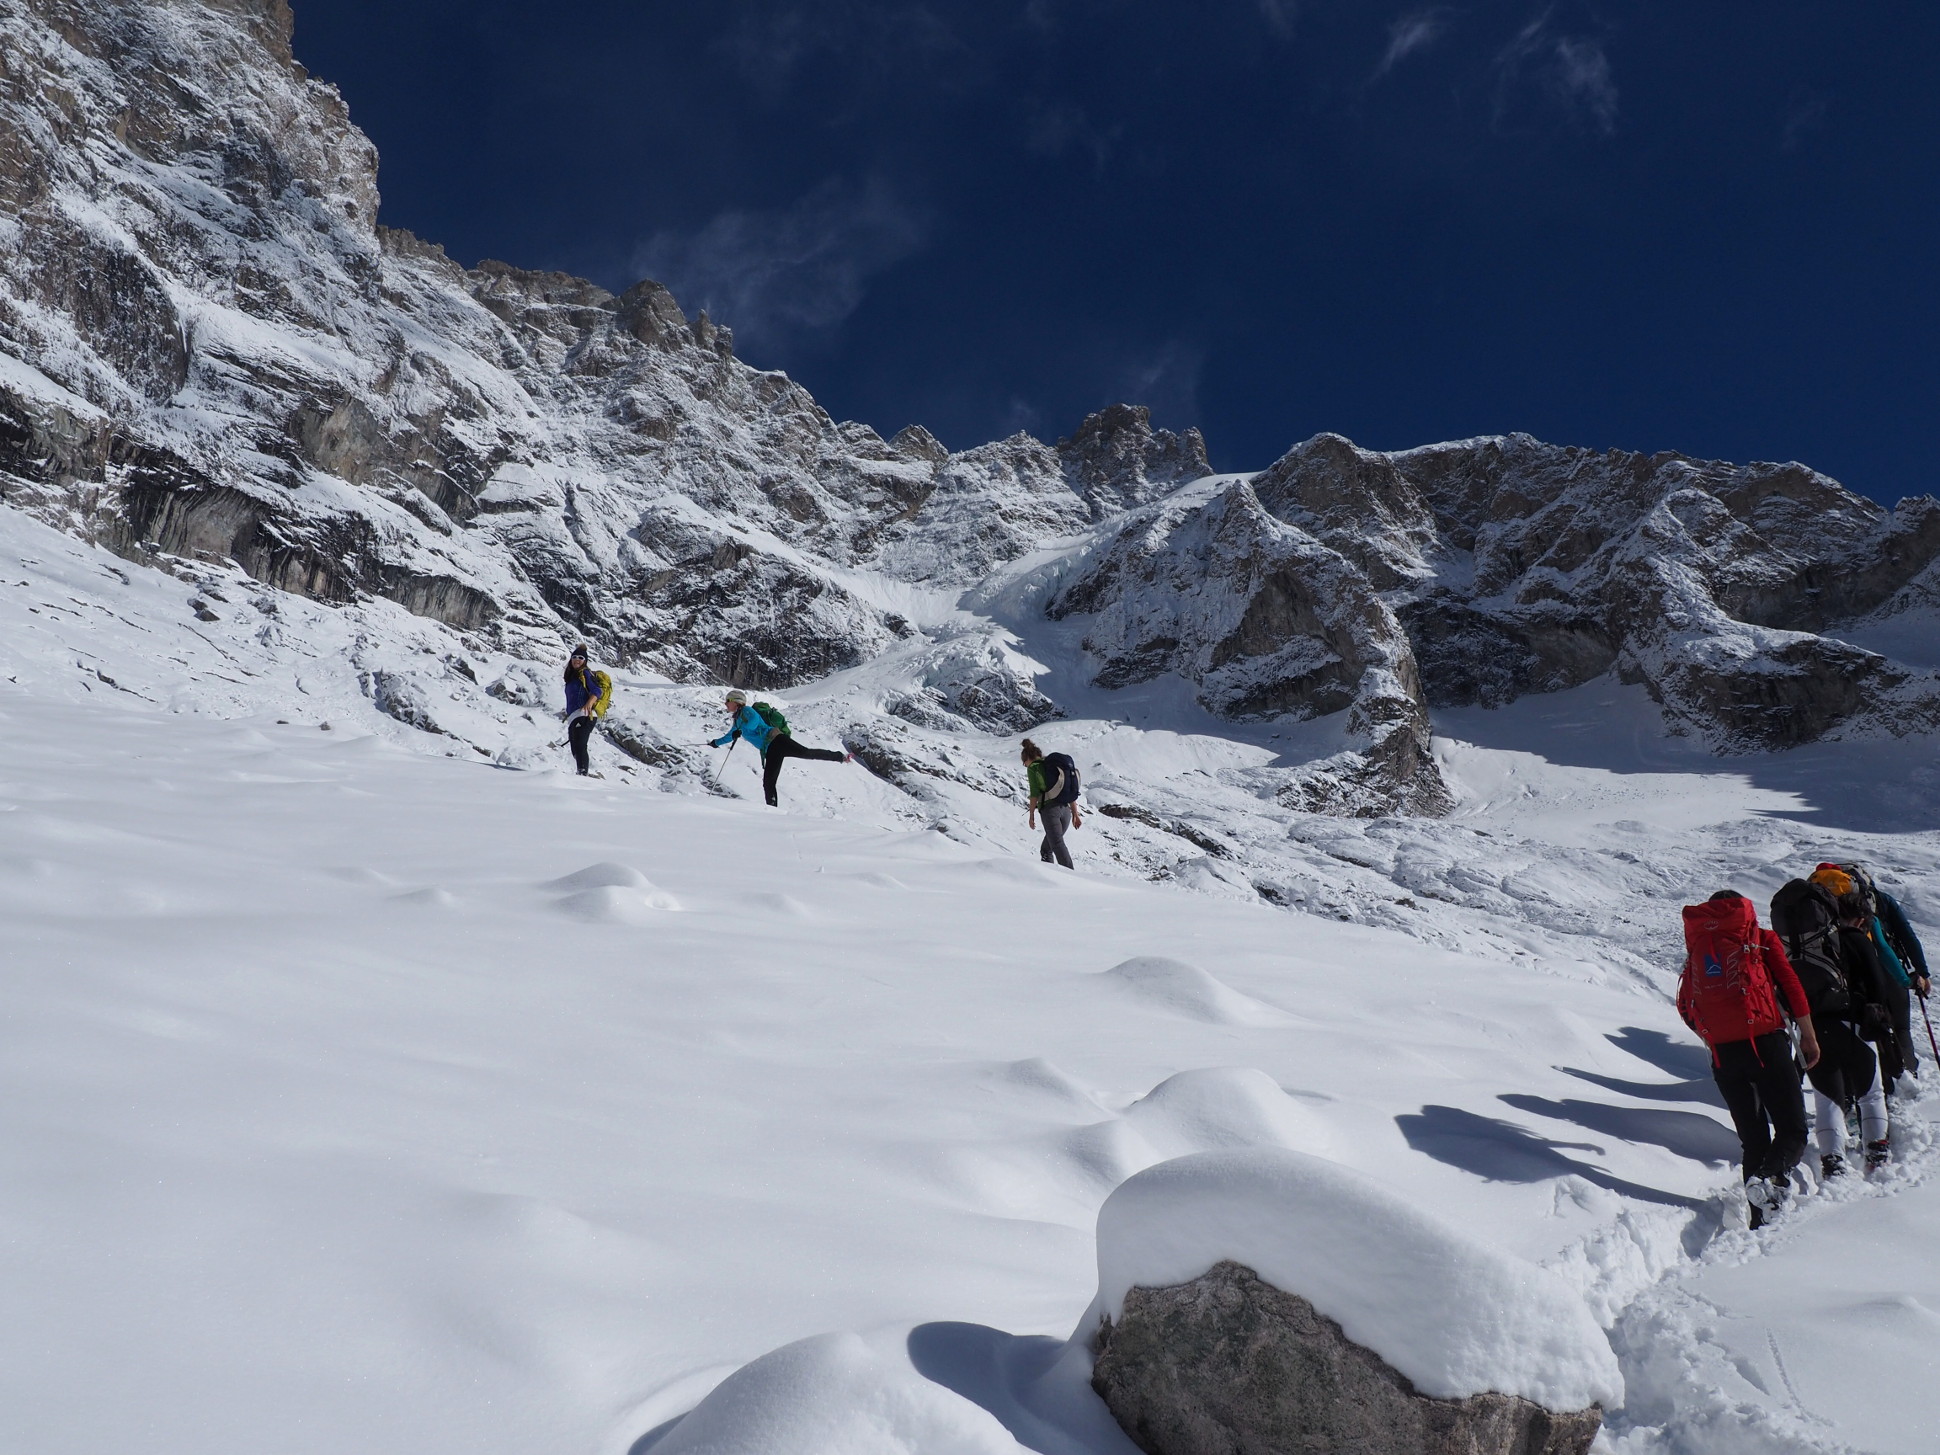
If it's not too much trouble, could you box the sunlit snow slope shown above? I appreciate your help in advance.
[2,509,1938,1455]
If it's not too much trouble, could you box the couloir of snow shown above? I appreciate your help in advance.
[1,503,1938,1454]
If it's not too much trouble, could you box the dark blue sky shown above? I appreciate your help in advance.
[290,1,1939,502]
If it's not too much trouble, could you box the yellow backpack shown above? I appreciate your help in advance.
[589,669,613,718]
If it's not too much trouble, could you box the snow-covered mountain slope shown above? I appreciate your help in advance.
[3,559,1938,1455]
[6,7,1940,1442]
[6,0,1940,828]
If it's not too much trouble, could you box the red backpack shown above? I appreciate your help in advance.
[1677,897,1783,1053]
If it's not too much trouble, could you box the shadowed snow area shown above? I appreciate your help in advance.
[0,505,1937,1455]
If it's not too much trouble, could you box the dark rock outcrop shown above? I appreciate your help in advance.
[1092,1261,1602,1455]
[1049,480,1451,814]
[1249,433,1940,751]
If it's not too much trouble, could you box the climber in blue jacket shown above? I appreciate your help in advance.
[710,688,851,807]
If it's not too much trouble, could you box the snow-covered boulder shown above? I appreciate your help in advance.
[650,1332,1021,1455]
[1085,1149,1618,1455]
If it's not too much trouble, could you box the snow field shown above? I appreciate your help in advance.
[0,686,1751,1455]
[3,509,1940,1452]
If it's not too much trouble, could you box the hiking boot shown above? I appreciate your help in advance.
[1820,1153,1847,1181]
[1865,1138,1891,1173]
[1745,1176,1785,1227]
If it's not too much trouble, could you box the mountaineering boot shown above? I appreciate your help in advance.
[1820,1153,1847,1180]
[1745,1176,1784,1228]
[1865,1138,1891,1173]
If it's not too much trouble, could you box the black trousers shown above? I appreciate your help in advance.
[1805,1014,1878,1108]
[1712,1031,1809,1184]
[1887,982,1920,1084]
[568,714,595,774]
[761,733,843,806]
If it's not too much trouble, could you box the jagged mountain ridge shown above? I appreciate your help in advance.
[2,0,1938,823]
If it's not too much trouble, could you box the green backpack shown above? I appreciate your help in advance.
[753,701,789,736]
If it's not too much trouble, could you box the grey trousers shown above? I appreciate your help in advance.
[1039,803,1074,869]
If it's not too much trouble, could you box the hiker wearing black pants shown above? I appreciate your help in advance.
[709,689,850,808]
[1021,738,1080,869]
[762,733,847,806]
[1816,863,1930,1088]
[561,646,608,777]
[1678,890,1820,1227]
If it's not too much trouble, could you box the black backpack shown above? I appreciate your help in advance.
[1043,752,1081,806]
[1770,878,1848,1015]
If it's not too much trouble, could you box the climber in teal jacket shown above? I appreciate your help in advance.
[710,701,779,755]
[708,688,849,807]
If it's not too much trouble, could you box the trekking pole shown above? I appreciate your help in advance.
[714,737,738,785]
[1921,987,1939,1069]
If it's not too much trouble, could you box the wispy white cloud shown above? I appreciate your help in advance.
[1110,340,1206,430]
[1492,7,1618,136]
[1256,0,1298,40]
[719,2,960,92]
[632,179,931,359]
[1375,8,1452,78]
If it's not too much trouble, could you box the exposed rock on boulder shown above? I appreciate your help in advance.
[1083,1150,1618,1455]
[1093,1261,1602,1455]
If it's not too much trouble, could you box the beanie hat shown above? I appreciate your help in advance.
[725,688,748,706]
[568,643,589,660]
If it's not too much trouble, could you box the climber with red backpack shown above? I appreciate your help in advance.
[1677,890,1820,1228]
[709,689,851,808]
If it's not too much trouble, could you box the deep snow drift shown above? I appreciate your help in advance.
[2,506,1938,1455]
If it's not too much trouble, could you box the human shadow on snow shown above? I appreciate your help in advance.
[1395,1105,1702,1209]
[1498,1094,1738,1166]
[1605,1027,1714,1081]
[1553,1027,1726,1108]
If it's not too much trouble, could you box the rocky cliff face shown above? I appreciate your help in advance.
[1264,432,1940,751]
[2,0,1937,822]
[0,0,1203,690]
